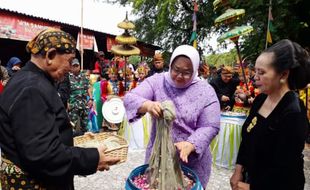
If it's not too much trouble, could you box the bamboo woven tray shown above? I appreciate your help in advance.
[74,132,128,163]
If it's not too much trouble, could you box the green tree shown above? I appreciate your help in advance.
[119,0,309,63]
[234,0,310,61]
[127,55,142,67]
[206,49,237,67]
[120,0,217,54]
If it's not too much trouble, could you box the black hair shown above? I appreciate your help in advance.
[210,65,217,70]
[263,39,310,90]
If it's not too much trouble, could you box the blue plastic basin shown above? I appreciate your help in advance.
[125,164,204,190]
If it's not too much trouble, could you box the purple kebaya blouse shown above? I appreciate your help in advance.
[124,73,220,187]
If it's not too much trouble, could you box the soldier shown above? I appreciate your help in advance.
[68,58,91,135]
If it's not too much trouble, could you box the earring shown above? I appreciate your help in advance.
[48,60,52,65]
[280,79,285,84]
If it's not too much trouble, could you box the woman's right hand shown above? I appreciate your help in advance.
[230,165,244,190]
[142,100,163,118]
[97,145,120,171]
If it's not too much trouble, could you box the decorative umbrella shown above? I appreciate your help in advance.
[217,25,253,43]
[217,25,254,89]
[213,0,230,11]
[111,12,140,87]
[117,15,135,30]
[115,33,137,45]
[112,12,140,56]
[111,45,140,56]
[214,8,245,26]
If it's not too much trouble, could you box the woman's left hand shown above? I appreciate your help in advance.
[237,182,250,190]
[174,141,195,163]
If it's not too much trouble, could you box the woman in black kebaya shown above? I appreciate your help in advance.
[230,39,310,190]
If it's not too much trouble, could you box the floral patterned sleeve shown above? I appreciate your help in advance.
[123,76,155,122]
[187,87,221,156]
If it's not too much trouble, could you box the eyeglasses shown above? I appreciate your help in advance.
[171,66,193,78]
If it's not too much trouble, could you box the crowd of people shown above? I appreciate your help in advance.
[0,28,309,190]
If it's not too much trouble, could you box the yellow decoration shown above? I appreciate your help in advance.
[214,8,245,26]
[111,45,140,56]
[107,66,118,75]
[247,116,257,133]
[267,30,272,44]
[117,12,135,30]
[213,0,230,11]
[117,21,135,30]
[111,12,140,57]
[116,34,137,45]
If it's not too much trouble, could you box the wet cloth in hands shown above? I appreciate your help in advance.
[145,101,185,190]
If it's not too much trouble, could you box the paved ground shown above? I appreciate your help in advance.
[74,144,310,190]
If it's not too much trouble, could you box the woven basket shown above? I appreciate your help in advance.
[74,132,129,163]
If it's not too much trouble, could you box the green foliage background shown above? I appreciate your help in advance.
[119,0,310,65]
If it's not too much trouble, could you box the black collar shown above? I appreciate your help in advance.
[22,61,54,84]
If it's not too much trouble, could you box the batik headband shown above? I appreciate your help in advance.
[26,28,76,55]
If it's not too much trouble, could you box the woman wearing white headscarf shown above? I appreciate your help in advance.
[124,45,220,187]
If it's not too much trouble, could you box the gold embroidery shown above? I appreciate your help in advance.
[247,116,257,132]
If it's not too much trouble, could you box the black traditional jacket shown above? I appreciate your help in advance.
[209,76,239,109]
[0,61,99,190]
[237,91,308,190]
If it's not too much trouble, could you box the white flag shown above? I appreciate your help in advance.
[76,33,80,51]
[93,37,98,52]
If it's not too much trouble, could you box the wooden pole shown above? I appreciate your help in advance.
[80,0,84,70]
[235,40,248,90]
[265,0,272,49]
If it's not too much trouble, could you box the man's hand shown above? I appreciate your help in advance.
[248,97,254,104]
[84,132,96,138]
[174,141,195,163]
[97,145,120,171]
[12,65,21,71]
[224,105,231,111]
[221,95,230,102]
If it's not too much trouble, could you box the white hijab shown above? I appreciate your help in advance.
[164,45,200,89]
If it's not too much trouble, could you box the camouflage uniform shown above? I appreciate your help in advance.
[68,71,90,133]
